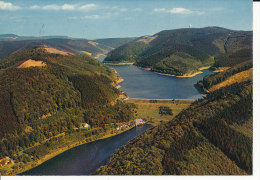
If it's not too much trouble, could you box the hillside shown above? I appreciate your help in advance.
[95,73,252,175]
[0,36,135,59]
[0,47,137,175]
[104,27,252,76]
[196,60,253,93]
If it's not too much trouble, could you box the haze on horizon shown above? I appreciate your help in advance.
[0,0,252,39]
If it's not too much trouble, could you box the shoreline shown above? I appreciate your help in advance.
[104,62,134,65]
[106,62,213,78]
[134,64,211,78]
[15,124,137,175]
[12,68,128,175]
[212,67,230,73]
[126,98,196,101]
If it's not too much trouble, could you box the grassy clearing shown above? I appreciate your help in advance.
[126,99,194,126]
[209,68,253,92]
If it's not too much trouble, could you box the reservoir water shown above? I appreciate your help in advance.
[21,63,213,175]
[109,65,214,99]
[21,124,152,175]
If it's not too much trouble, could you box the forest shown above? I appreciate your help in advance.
[0,47,137,174]
[94,62,252,175]
[197,60,252,91]
[104,27,252,76]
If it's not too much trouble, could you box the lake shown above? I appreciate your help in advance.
[21,63,213,175]
[109,65,214,99]
[21,124,152,175]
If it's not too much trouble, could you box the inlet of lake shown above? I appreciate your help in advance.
[21,64,213,175]
[109,65,214,99]
[21,124,152,175]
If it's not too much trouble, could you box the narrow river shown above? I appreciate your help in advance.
[21,124,152,175]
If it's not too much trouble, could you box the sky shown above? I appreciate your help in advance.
[0,0,253,39]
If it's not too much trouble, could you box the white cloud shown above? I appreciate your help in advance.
[42,5,60,11]
[30,5,40,9]
[29,3,97,11]
[168,8,192,14]
[79,4,97,11]
[153,8,166,12]
[0,1,20,10]
[154,7,205,15]
[61,4,76,11]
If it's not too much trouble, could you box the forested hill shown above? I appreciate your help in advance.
[95,62,253,175]
[0,47,137,174]
[104,27,252,76]
[0,35,135,59]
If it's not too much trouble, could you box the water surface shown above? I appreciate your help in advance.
[21,124,152,175]
[109,65,214,99]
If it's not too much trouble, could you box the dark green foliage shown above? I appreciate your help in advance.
[94,37,136,49]
[158,106,173,115]
[0,91,20,137]
[214,48,252,67]
[84,101,137,127]
[104,27,252,76]
[95,80,252,175]
[70,75,119,107]
[104,41,149,62]
[151,54,202,76]
[0,47,136,160]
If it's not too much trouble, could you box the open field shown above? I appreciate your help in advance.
[209,68,253,92]
[17,59,46,68]
[126,99,194,126]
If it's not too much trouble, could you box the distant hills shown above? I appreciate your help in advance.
[104,27,252,76]
[0,34,135,59]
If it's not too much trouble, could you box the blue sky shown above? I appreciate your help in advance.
[0,0,252,39]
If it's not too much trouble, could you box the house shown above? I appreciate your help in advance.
[0,157,10,167]
[133,119,145,126]
[82,123,90,128]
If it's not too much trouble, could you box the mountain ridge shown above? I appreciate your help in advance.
[104,27,252,76]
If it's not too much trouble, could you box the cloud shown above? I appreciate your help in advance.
[154,7,205,15]
[0,1,20,10]
[30,5,40,9]
[42,5,60,11]
[61,4,76,11]
[30,3,97,11]
[168,8,192,14]
[153,8,166,12]
[78,4,97,11]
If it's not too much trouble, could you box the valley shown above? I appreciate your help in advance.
[0,26,253,176]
